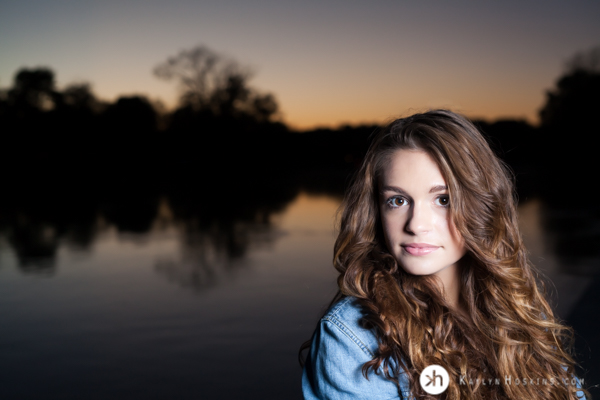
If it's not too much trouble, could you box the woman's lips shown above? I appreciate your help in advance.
[402,243,440,256]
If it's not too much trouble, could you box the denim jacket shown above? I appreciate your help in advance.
[302,296,587,400]
[302,296,411,399]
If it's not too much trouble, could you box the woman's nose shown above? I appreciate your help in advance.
[404,202,433,234]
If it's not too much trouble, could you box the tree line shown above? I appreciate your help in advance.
[0,44,599,274]
[1,44,598,182]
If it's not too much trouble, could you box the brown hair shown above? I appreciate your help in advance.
[333,110,586,399]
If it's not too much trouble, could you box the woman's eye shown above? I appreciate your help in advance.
[435,195,450,207]
[387,197,407,208]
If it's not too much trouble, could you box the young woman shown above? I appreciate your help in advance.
[301,110,587,399]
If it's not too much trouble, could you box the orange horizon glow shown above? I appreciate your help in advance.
[91,80,544,131]
[279,105,540,131]
[2,1,596,132]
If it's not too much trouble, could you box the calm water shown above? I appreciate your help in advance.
[0,193,597,399]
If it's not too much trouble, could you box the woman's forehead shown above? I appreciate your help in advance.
[379,149,447,190]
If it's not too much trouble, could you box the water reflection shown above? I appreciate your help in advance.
[0,187,598,399]
[518,199,593,319]
[154,197,283,291]
[540,203,600,276]
[1,180,599,287]
[7,219,58,274]
[0,169,304,277]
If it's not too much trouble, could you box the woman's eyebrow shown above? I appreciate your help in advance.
[380,185,447,194]
[429,185,448,194]
[380,185,407,195]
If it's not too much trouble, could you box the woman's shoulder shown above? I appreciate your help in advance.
[322,295,369,325]
[302,296,411,399]
[319,296,379,358]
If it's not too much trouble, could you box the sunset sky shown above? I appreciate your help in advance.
[1,0,599,129]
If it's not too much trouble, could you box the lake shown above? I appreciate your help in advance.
[0,192,597,399]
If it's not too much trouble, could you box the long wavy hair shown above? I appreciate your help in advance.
[331,110,587,399]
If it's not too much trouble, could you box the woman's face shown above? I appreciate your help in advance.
[379,149,466,281]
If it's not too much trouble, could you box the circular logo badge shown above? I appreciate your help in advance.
[420,365,450,395]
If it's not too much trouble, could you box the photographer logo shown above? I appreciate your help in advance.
[420,365,450,395]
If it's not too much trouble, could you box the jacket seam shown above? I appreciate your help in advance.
[322,300,375,359]
[323,297,413,400]
[321,316,375,360]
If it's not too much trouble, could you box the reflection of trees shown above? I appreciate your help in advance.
[153,173,298,290]
[0,186,98,273]
[99,190,160,234]
[540,206,600,276]
[0,170,303,283]
[155,215,276,291]
[7,219,58,274]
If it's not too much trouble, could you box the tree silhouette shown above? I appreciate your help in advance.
[1,67,60,155]
[536,46,600,277]
[103,95,157,133]
[8,67,57,110]
[537,45,600,199]
[154,45,278,121]
[539,72,600,130]
[540,46,600,130]
[154,46,247,109]
[59,83,101,112]
[564,45,600,74]
[251,93,278,123]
